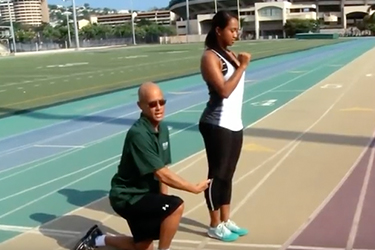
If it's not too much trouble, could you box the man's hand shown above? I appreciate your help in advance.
[155,167,211,194]
[191,179,211,194]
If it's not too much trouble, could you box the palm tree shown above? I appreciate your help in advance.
[364,5,375,24]
[363,4,375,34]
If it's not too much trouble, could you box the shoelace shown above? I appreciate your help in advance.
[225,220,238,228]
[80,238,95,250]
[218,223,231,236]
[84,243,95,250]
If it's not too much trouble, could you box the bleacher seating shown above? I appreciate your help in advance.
[0,43,10,56]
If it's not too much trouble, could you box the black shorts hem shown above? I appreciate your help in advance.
[112,193,183,243]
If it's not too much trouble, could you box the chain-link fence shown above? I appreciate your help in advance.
[1,33,163,53]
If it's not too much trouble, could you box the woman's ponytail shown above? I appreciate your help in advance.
[204,28,217,49]
[203,10,237,50]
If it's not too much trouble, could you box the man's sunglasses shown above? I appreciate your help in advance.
[148,99,167,108]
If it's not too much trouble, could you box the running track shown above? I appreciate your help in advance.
[1,38,375,250]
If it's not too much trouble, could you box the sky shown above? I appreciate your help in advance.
[49,0,171,11]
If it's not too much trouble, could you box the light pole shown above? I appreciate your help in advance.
[131,12,137,45]
[7,0,16,53]
[237,0,241,30]
[62,0,80,49]
[186,0,189,43]
[130,0,136,45]
[63,11,72,48]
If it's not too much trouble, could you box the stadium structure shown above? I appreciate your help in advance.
[169,0,375,39]
[0,26,11,54]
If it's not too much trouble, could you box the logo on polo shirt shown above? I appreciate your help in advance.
[162,204,169,211]
[162,142,169,150]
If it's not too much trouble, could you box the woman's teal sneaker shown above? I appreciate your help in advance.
[207,222,239,242]
[223,219,249,236]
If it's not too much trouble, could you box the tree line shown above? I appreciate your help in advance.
[0,19,176,45]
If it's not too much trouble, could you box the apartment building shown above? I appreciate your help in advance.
[90,10,177,26]
[0,0,49,26]
[0,0,15,22]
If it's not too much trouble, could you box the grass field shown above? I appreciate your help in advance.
[1,38,375,250]
[0,38,351,117]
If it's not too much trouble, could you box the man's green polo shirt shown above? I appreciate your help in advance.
[109,114,171,209]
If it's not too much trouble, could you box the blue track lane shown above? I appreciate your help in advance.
[0,39,371,171]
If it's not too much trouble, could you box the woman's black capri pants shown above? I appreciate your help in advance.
[199,122,243,211]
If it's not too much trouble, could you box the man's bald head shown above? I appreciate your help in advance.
[137,82,166,126]
[138,82,162,103]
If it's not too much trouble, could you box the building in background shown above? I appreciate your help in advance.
[90,10,176,26]
[0,0,15,23]
[0,0,49,26]
[169,0,375,39]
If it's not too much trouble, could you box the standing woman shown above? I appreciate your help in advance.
[198,10,251,242]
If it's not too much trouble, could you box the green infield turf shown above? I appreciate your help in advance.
[0,38,350,117]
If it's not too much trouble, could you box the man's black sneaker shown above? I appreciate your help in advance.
[72,224,103,250]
